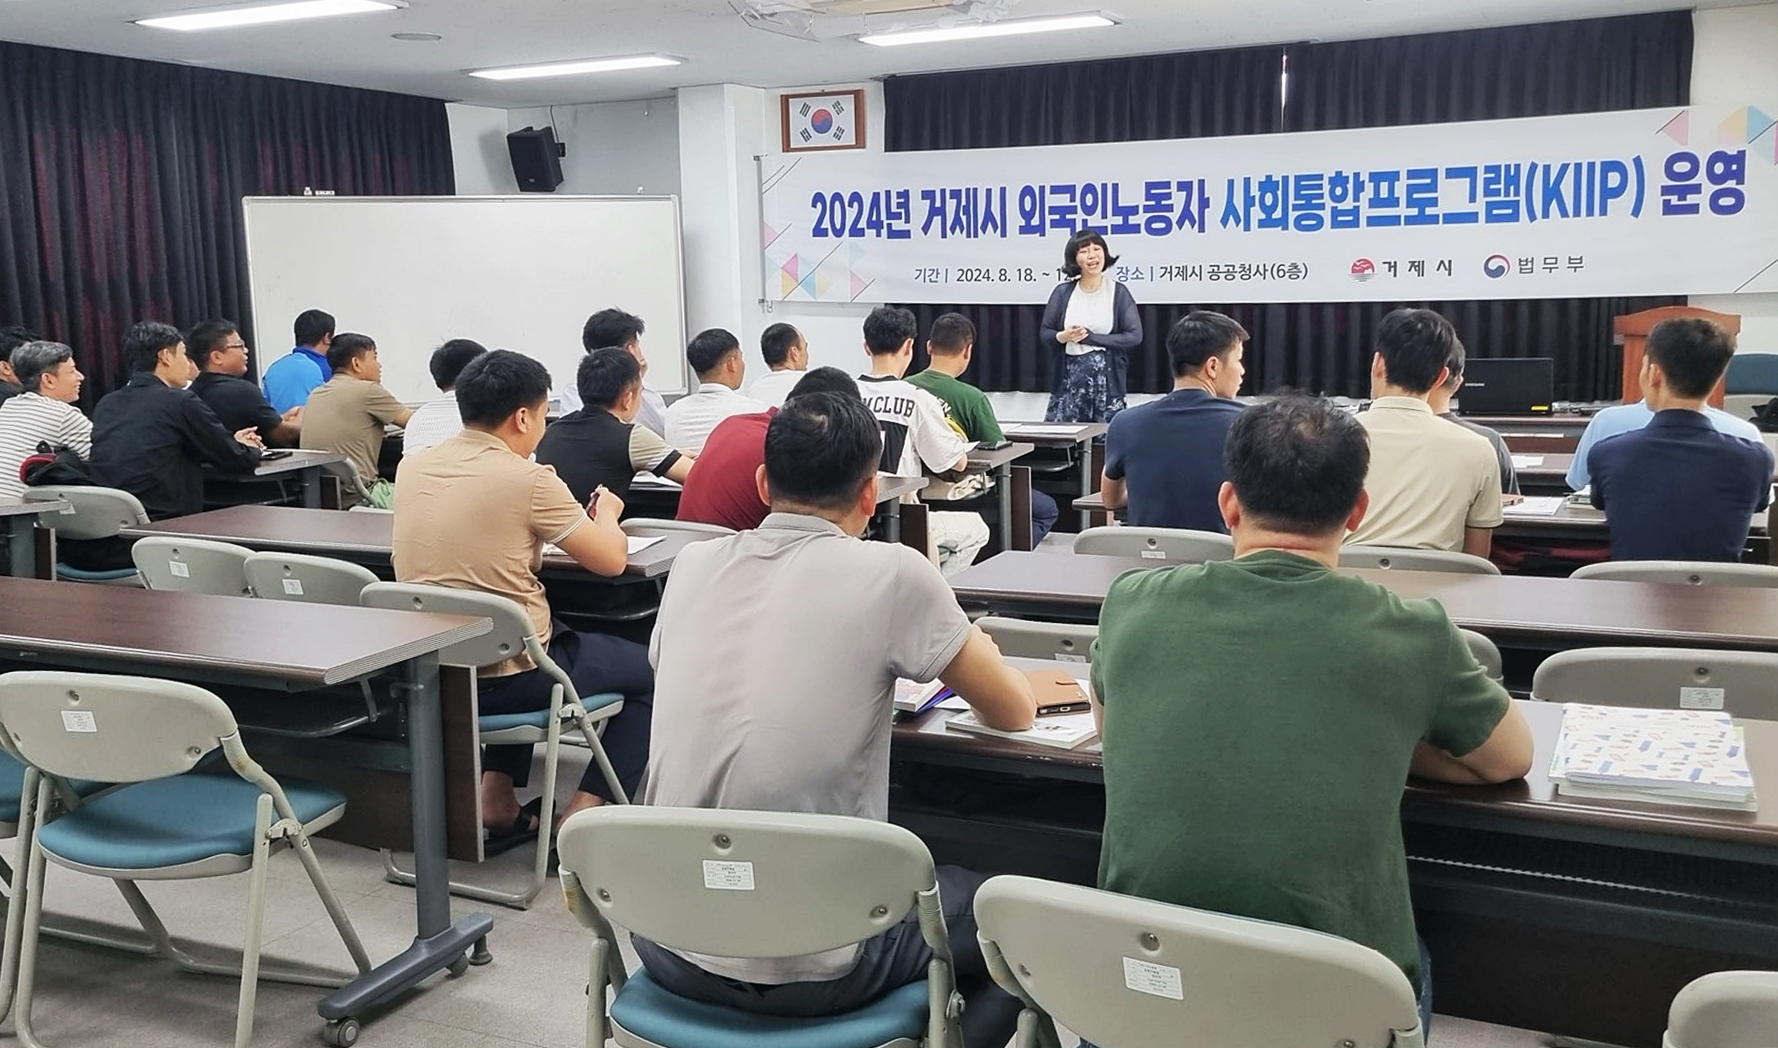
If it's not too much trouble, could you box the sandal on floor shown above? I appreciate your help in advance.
[484,797,544,856]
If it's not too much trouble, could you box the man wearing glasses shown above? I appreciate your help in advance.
[187,319,303,446]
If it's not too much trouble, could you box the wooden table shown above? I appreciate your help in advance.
[1001,422,1107,529]
[0,577,496,1032]
[1459,413,1595,454]
[872,474,930,545]
[0,497,63,579]
[967,443,1035,553]
[206,449,348,510]
[1509,452,1573,495]
[890,692,1778,1045]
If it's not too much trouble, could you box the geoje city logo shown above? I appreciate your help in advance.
[1484,254,1512,278]
[1349,258,1376,282]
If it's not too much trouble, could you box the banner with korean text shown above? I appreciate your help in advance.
[758,106,1778,305]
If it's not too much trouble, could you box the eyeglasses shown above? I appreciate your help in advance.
[224,343,249,351]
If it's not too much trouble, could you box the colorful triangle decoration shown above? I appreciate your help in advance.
[1719,107,1753,145]
[780,271,799,297]
[850,273,870,300]
[815,272,833,298]
[1748,107,1777,145]
[799,269,820,298]
[781,254,800,281]
[1659,109,1689,145]
[1753,122,1778,166]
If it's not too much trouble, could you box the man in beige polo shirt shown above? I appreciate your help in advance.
[301,333,412,507]
[1347,309,1502,556]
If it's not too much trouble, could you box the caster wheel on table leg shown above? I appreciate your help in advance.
[469,936,493,966]
[323,1017,361,1046]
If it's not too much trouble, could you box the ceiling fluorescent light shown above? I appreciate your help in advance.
[137,0,402,32]
[859,11,1115,46]
[468,55,682,81]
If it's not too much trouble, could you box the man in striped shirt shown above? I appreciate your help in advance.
[0,340,90,499]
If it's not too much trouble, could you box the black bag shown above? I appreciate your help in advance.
[1751,398,1778,434]
[19,441,97,487]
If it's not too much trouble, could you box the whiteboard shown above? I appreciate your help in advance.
[242,196,687,404]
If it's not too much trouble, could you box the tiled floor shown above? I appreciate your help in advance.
[2,751,1556,1048]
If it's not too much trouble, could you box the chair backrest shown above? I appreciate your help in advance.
[1725,353,1778,395]
[1531,647,1778,721]
[244,552,379,605]
[975,875,1422,1048]
[24,486,149,540]
[1571,561,1778,589]
[131,536,254,596]
[0,671,236,783]
[359,581,537,670]
[1339,545,1500,575]
[557,805,936,959]
[1665,970,1778,1048]
[320,459,371,501]
[1459,628,1504,682]
[1074,526,1233,563]
[978,616,1098,663]
[624,517,736,537]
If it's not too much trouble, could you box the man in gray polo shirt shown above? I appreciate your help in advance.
[636,390,1036,1046]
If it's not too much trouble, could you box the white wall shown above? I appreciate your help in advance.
[1689,5,1778,354]
[445,103,518,194]
[507,99,681,196]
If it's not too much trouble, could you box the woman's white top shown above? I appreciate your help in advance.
[1062,279,1117,355]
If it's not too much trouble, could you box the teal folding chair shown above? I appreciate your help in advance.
[0,670,372,1048]
[23,486,146,584]
[360,582,626,909]
[1664,970,1778,1048]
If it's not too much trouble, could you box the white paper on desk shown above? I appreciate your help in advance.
[1003,424,1085,437]
[934,695,972,711]
[630,472,682,490]
[1502,496,1566,516]
[1510,455,1545,467]
[542,536,664,557]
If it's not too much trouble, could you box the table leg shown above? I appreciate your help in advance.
[995,463,1013,554]
[3,517,34,579]
[319,654,494,1024]
[300,466,323,509]
[1077,440,1096,531]
[885,500,901,545]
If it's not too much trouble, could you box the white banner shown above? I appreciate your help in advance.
[759,106,1778,305]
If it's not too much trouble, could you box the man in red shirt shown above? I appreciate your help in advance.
[677,367,859,530]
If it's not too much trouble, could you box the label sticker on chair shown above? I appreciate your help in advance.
[1139,550,1167,559]
[702,860,755,891]
[169,561,189,578]
[1055,653,1087,663]
[1680,687,1725,710]
[60,710,97,733]
[1122,957,1183,1000]
[283,578,305,596]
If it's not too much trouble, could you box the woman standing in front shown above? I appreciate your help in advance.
[1041,229,1143,423]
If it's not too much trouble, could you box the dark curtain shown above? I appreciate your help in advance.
[887,11,1693,400]
[0,41,454,406]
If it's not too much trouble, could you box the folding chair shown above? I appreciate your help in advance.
[1460,629,1504,682]
[974,875,1423,1048]
[1571,561,1778,588]
[0,670,371,1048]
[978,617,1098,663]
[1664,970,1778,1048]
[557,805,963,1048]
[244,552,379,605]
[131,536,254,596]
[1339,546,1500,575]
[1530,648,1778,720]
[623,518,737,538]
[23,486,147,584]
[360,582,625,909]
[1073,526,1233,563]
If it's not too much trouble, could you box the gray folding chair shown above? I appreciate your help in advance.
[0,671,371,1048]
[23,486,147,584]
[978,617,1098,663]
[974,875,1423,1048]
[244,552,379,605]
[1339,545,1500,575]
[131,536,254,596]
[557,805,963,1048]
[1572,561,1778,588]
[1531,648,1778,721]
[1664,970,1778,1048]
[360,582,625,908]
[623,518,737,537]
[1073,526,1233,563]
[1460,629,1504,682]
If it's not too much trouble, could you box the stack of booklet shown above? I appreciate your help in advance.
[1550,703,1757,811]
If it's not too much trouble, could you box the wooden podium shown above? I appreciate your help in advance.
[1614,306,1740,407]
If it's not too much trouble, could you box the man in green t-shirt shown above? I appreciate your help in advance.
[908,313,1059,544]
[1090,394,1533,1041]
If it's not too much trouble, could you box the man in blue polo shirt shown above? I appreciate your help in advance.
[1100,311,1247,532]
[1567,351,1762,492]
[1589,318,1773,563]
[262,308,334,413]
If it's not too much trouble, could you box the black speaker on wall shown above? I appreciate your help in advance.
[507,126,565,192]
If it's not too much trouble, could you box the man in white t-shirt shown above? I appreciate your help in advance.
[0,341,91,499]
[857,306,989,574]
[663,328,766,454]
[746,322,809,408]
[402,339,486,457]
[558,309,669,437]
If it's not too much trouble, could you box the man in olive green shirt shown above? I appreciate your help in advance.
[301,333,412,507]
[1090,395,1533,1041]
[908,312,1058,544]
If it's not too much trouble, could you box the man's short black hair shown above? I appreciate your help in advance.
[293,309,334,348]
[0,327,41,362]
[1374,309,1459,395]
[1224,394,1370,536]
[927,313,975,356]
[765,391,883,513]
[787,366,860,401]
[123,320,184,374]
[1648,318,1737,399]
[582,309,645,353]
[1167,311,1248,377]
[326,333,377,373]
[577,346,642,409]
[687,328,741,377]
[185,319,240,369]
[863,306,917,356]
[1062,229,1119,278]
[429,339,487,391]
[455,350,553,428]
[760,323,802,368]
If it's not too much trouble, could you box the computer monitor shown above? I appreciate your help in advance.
[1456,357,1554,415]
